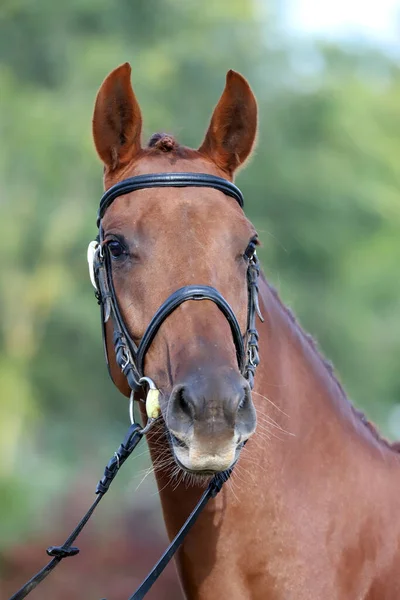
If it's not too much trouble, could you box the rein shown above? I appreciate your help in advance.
[10,172,262,600]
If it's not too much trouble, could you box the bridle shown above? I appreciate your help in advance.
[91,172,263,401]
[10,172,263,600]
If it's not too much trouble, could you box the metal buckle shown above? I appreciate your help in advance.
[248,347,256,367]
[120,349,130,371]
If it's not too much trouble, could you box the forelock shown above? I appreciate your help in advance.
[148,133,179,152]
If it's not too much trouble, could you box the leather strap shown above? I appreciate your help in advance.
[128,473,229,600]
[136,285,245,377]
[95,245,247,391]
[9,423,144,600]
[9,423,229,600]
[97,172,244,226]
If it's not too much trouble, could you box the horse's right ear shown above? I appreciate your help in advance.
[92,63,142,171]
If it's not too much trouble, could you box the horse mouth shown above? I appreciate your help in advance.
[173,455,218,477]
[167,431,244,476]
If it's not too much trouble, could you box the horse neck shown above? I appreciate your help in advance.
[255,273,396,465]
[258,274,363,451]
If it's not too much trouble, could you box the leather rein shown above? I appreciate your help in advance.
[10,172,263,600]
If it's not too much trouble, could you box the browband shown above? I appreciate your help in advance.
[97,172,244,226]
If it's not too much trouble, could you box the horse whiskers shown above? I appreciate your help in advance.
[146,428,165,441]
[145,429,168,445]
[239,458,268,474]
[153,455,176,470]
[136,454,174,478]
[156,465,178,494]
[154,474,176,496]
[226,476,240,503]
[255,412,295,437]
[255,426,285,443]
[255,421,283,437]
[172,469,185,492]
[134,465,157,492]
[136,463,173,493]
[232,469,255,489]
[257,420,294,439]
[127,448,152,462]
[146,421,167,434]
[250,426,274,443]
[247,434,272,450]
[233,462,257,484]
[237,459,268,479]
[254,406,290,429]
[252,390,289,417]
[256,411,288,429]
[146,459,175,473]
[239,446,269,474]
[255,420,292,440]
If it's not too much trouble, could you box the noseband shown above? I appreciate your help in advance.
[90,172,263,397]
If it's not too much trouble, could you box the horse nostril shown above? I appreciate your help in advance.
[237,387,251,412]
[174,386,195,419]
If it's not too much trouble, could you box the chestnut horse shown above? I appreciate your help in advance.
[92,63,400,600]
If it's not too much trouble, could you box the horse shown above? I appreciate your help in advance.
[91,62,400,600]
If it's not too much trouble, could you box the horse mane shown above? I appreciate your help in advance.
[266,278,399,453]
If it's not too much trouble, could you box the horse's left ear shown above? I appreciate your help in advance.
[198,70,257,176]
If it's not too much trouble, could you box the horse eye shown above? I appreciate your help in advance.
[108,240,125,258]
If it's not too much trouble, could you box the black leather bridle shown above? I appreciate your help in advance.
[93,172,262,395]
[10,172,263,600]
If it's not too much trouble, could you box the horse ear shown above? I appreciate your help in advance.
[198,70,257,175]
[92,62,142,170]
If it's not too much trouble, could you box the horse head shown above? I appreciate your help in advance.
[92,63,259,475]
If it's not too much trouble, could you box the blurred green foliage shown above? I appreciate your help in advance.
[0,0,399,550]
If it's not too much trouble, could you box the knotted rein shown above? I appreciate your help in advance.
[10,173,263,600]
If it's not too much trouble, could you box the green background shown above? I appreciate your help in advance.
[1,1,399,598]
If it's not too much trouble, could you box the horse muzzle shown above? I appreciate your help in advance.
[166,369,256,473]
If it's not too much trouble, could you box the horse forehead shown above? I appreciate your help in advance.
[102,154,251,240]
[150,188,232,224]
[104,187,240,238]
